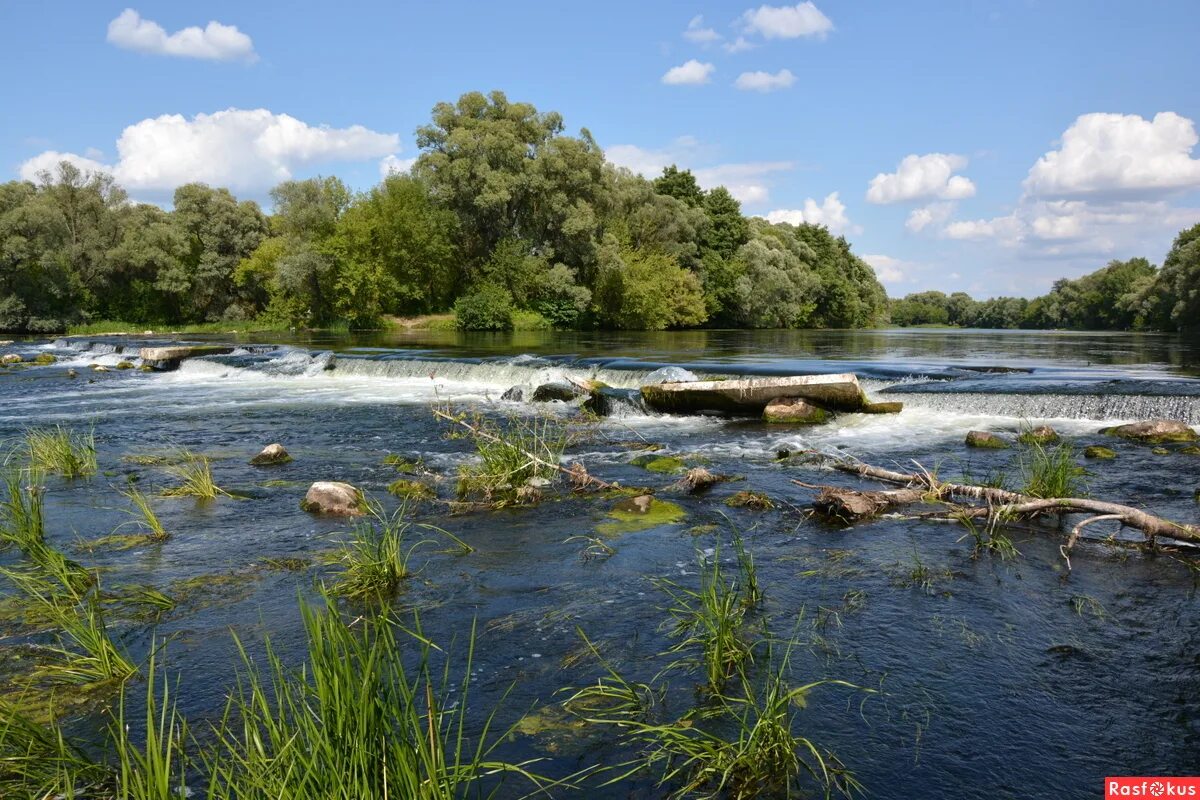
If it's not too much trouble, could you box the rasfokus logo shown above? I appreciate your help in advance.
[1106,778,1200,797]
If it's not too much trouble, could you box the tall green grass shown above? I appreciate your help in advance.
[0,467,46,552]
[452,412,569,505]
[25,426,97,478]
[203,597,544,799]
[1019,439,1087,498]
[330,505,472,600]
[656,547,755,692]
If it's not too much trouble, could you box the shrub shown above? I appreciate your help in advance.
[453,285,514,331]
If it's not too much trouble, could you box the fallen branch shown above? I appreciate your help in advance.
[792,458,1200,572]
[824,460,1200,545]
[432,407,618,492]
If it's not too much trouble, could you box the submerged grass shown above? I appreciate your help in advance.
[24,426,97,478]
[119,484,169,542]
[160,450,229,500]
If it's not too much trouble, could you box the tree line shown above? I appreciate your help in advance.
[0,90,887,333]
[889,224,1199,332]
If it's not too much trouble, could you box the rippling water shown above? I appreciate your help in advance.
[1,328,1198,799]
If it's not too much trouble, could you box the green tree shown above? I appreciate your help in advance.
[415,90,606,273]
[653,165,704,208]
[330,174,459,316]
[169,183,268,320]
[1143,223,1200,331]
[592,243,706,330]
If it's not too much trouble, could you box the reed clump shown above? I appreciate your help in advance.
[203,598,544,799]
[330,504,471,600]
[160,450,229,500]
[448,411,569,505]
[1019,439,1087,499]
[24,426,97,478]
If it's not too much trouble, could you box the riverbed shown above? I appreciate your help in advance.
[1,328,1198,798]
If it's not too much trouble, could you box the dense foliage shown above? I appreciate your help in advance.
[0,91,887,333]
[889,226,1200,333]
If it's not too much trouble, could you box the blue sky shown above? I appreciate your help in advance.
[2,1,1199,298]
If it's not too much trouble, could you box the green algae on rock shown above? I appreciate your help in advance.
[597,494,686,536]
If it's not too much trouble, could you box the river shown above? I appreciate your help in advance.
[1,328,1197,798]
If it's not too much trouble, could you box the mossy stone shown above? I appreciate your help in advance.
[965,431,1008,449]
[724,490,775,509]
[33,353,56,365]
[1152,447,1170,456]
[1083,446,1117,460]
[115,361,135,370]
[388,478,436,501]
[597,495,686,536]
[1018,426,1059,445]
[630,454,686,474]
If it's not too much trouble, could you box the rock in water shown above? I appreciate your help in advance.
[1084,445,1117,459]
[965,430,1009,449]
[66,368,78,379]
[250,443,292,466]
[300,482,365,516]
[531,382,583,403]
[0,354,21,364]
[33,353,56,365]
[1099,419,1199,444]
[763,397,830,424]
[500,386,525,402]
[1018,425,1060,445]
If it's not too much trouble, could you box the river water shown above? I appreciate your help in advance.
[1,328,1198,798]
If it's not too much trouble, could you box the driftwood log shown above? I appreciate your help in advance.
[793,457,1200,569]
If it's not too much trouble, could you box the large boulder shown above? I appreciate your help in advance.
[1018,425,1060,445]
[1099,419,1198,444]
[300,482,365,516]
[531,382,584,403]
[250,443,292,466]
[763,397,830,424]
[500,385,526,402]
[965,431,1008,449]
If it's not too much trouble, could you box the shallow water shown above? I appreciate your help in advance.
[1,328,1198,798]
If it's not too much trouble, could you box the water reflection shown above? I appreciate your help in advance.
[231,328,1200,376]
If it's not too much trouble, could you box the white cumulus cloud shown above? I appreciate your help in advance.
[661,59,715,85]
[740,2,833,40]
[683,15,722,44]
[906,202,954,232]
[861,254,908,285]
[867,153,976,204]
[605,138,792,207]
[942,214,1023,244]
[19,108,401,197]
[765,192,852,233]
[734,68,795,92]
[1023,111,1200,199]
[106,8,256,62]
[379,154,417,177]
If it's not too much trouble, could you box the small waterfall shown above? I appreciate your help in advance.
[327,354,678,389]
[892,391,1200,424]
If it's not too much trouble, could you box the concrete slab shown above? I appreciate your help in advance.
[139,345,236,370]
[641,373,874,414]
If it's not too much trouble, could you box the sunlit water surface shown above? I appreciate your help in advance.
[1,328,1198,799]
